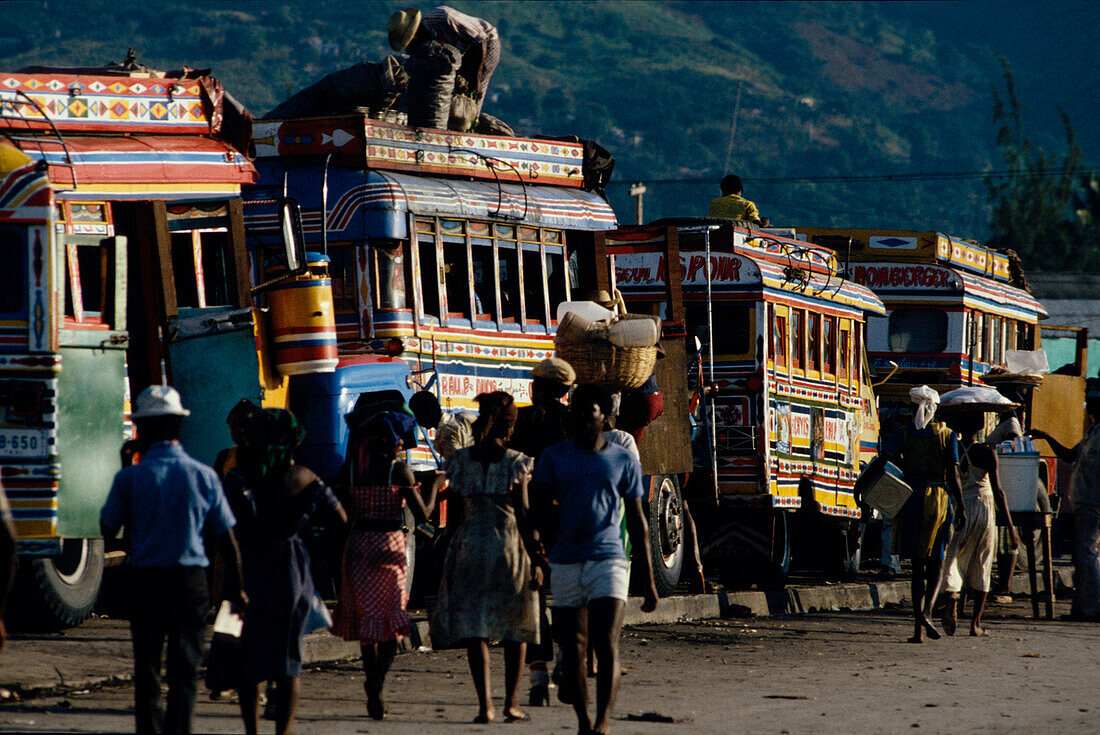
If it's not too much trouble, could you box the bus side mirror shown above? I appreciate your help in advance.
[279,198,306,274]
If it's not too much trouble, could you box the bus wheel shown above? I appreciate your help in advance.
[824,519,861,582]
[9,539,105,631]
[649,475,684,597]
[756,511,791,591]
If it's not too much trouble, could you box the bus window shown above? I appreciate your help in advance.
[853,321,862,384]
[980,312,992,363]
[372,240,407,310]
[471,242,495,321]
[791,309,804,372]
[418,238,442,320]
[824,316,836,377]
[808,312,821,374]
[839,323,850,380]
[499,246,521,323]
[889,309,948,353]
[522,248,546,324]
[0,230,25,315]
[64,239,112,326]
[170,232,201,308]
[546,250,567,323]
[685,302,752,356]
[770,308,788,368]
[991,315,1003,365]
[196,231,234,307]
[444,241,472,320]
[329,244,358,313]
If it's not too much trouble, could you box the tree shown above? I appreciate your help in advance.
[984,57,1100,271]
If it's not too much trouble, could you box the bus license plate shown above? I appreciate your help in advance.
[0,428,50,458]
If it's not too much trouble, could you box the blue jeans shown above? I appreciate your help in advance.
[1073,505,1100,619]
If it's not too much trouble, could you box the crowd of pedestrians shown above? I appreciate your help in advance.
[98,357,658,735]
[92,360,1100,734]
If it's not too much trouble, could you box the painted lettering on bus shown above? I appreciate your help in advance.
[851,265,952,289]
[614,253,742,286]
[790,412,811,440]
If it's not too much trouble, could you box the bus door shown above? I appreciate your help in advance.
[114,199,260,466]
[55,202,129,538]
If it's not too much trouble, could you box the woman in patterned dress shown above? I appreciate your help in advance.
[332,411,438,720]
[223,408,347,735]
[431,391,543,724]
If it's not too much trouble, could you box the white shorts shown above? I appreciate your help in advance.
[549,558,630,608]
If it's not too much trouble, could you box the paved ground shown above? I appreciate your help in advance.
[2,593,1098,734]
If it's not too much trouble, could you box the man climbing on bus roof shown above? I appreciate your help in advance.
[707,174,769,226]
[388,5,501,113]
[100,385,246,735]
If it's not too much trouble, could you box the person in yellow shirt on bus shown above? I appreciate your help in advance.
[707,174,768,226]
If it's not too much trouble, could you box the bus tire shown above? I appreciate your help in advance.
[648,475,684,597]
[9,539,105,631]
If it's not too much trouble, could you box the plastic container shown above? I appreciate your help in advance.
[556,300,614,324]
[607,315,659,348]
[998,451,1042,511]
[861,460,913,518]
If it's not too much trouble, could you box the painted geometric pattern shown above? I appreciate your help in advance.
[938,234,1012,282]
[1,73,209,132]
[253,117,586,187]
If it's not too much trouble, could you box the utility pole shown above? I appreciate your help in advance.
[629,182,647,225]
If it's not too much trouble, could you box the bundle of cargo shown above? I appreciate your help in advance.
[554,296,660,389]
[980,349,1049,389]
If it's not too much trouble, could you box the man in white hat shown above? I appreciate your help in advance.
[388,5,501,112]
[100,385,246,735]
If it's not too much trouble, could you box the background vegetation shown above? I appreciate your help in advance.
[2,0,1097,269]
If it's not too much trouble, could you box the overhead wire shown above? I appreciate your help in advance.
[609,166,1100,187]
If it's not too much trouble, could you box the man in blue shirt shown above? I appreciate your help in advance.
[101,385,246,735]
[532,384,658,735]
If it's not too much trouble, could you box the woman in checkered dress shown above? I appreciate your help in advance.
[333,411,437,720]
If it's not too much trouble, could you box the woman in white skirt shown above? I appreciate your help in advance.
[940,402,1019,636]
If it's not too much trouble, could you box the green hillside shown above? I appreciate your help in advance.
[2,0,1096,265]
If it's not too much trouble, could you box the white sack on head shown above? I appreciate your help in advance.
[938,385,1015,407]
[909,385,940,430]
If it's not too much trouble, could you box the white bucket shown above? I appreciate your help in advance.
[862,461,912,519]
[998,452,1041,512]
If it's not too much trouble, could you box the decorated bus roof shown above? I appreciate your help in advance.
[794,227,1015,284]
[847,261,1047,321]
[252,115,587,189]
[7,134,255,199]
[609,224,884,316]
[245,167,616,243]
[2,70,215,135]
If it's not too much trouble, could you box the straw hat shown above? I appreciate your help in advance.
[132,385,190,419]
[388,8,422,51]
[589,290,616,308]
[532,357,576,386]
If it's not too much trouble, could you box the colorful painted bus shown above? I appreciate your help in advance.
[796,228,1086,499]
[596,220,885,588]
[242,113,621,591]
[0,64,304,628]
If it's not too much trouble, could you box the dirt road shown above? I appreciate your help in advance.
[2,599,1099,734]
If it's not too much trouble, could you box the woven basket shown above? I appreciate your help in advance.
[556,341,657,390]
